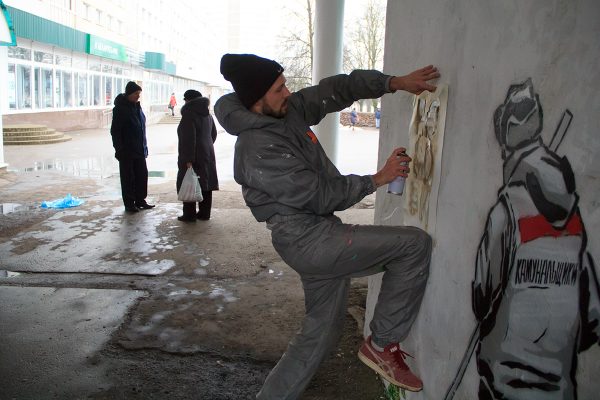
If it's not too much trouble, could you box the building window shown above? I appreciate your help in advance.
[116,78,124,94]
[63,71,73,107]
[34,67,54,109]
[8,47,32,60]
[54,70,73,108]
[72,56,87,69]
[55,54,72,66]
[89,61,101,72]
[76,72,89,106]
[34,68,41,108]
[92,74,101,105]
[42,69,54,108]
[34,51,53,64]
[7,64,16,109]
[17,65,32,109]
[105,76,113,105]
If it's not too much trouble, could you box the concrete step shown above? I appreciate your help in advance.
[3,128,57,137]
[3,124,71,145]
[3,124,51,133]
[4,135,72,145]
[158,114,182,124]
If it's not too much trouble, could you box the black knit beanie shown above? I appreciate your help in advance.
[125,81,142,95]
[220,54,284,109]
[183,89,202,101]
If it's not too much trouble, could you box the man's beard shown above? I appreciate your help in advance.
[263,100,288,118]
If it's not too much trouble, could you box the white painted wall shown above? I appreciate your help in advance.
[367,1,600,398]
[0,45,7,168]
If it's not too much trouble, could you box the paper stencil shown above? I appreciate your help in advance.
[403,84,448,233]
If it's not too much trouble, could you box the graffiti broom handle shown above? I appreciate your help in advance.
[443,324,480,400]
[549,109,573,153]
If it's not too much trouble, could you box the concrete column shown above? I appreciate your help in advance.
[0,46,7,169]
[312,0,344,164]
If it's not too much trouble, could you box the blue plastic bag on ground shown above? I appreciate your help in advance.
[41,193,84,209]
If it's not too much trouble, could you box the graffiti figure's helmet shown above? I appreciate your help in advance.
[493,78,543,153]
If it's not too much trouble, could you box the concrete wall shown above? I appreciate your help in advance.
[367,1,600,399]
[3,109,112,131]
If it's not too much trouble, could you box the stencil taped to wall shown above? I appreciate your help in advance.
[403,84,448,232]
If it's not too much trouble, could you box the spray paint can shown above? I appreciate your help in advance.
[387,152,408,195]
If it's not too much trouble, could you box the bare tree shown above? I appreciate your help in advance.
[344,0,386,111]
[277,0,315,93]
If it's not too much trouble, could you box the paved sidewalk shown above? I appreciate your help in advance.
[0,122,384,399]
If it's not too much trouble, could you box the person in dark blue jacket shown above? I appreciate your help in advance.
[110,81,155,212]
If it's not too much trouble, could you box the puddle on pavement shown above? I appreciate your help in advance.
[0,270,21,278]
[0,203,180,275]
[7,157,177,182]
[0,203,35,214]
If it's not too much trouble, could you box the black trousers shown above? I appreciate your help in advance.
[182,191,212,219]
[118,157,148,207]
[176,166,213,219]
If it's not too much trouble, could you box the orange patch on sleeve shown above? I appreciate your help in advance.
[306,130,318,144]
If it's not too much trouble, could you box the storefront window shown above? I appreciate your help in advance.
[63,71,73,107]
[76,72,89,106]
[34,51,53,64]
[55,70,62,107]
[105,76,113,105]
[8,47,31,60]
[33,67,54,109]
[89,61,101,72]
[42,69,53,108]
[7,64,16,109]
[34,68,41,108]
[17,65,32,109]
[55,55,72,66]
[92,74,101,105]
[72,56,87,69]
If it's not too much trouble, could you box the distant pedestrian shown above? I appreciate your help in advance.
[350,107,359,130]
[168,92,177,116]
[375,107,381,129]
[176,89,219,222]
[110,81,155,213]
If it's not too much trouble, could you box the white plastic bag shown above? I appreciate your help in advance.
[178,168,203,202]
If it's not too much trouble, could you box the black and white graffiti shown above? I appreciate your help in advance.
[470,79,600,399]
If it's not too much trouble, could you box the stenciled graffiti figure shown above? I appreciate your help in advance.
[472,79,600,399]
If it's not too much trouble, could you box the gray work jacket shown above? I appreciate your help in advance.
[214,70,393,222]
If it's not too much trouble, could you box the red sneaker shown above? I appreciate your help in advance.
[358,336,423,392]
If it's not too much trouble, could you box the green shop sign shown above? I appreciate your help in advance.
[87,35,127,62]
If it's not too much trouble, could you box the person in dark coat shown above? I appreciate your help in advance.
[110,81,155,212]
[176,89,219,222]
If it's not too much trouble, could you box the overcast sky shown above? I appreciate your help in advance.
[191,0,385,85]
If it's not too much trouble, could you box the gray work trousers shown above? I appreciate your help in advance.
[258,214,432,400]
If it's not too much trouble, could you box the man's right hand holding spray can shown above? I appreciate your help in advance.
[372,148,411,194]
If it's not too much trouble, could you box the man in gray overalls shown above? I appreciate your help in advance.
[214,53,439,400]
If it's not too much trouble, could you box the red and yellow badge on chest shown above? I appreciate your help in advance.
[306,129,318,144]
